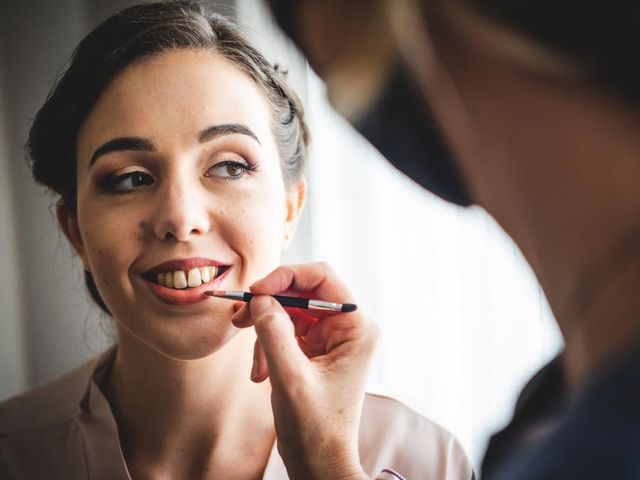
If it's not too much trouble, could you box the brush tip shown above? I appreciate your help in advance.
[205,290,225,297]
[341,303,357,313]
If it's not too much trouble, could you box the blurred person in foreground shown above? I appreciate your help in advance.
[234,0,640,479]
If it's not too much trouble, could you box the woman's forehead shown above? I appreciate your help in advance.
[78,49,274,157]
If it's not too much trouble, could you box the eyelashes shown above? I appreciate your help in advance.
[99,160,261,194]
[204,160,260,180]
[102,171,154,193]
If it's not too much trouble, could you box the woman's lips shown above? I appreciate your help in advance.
[143,257,226,276]
[142,267,230,306]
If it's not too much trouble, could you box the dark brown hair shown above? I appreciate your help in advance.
[26,0,310,314]
[464,0,640,105]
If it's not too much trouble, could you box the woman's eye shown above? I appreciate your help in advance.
[106,171,154,192]
[206,160,253,180]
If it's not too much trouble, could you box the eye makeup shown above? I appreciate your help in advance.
[204,159,261,180]
[95,167,154,194]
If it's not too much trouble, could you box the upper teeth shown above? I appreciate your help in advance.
[157,267,219,289]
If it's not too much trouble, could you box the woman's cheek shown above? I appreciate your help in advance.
[225,203,283,280]
[81,211,139,302]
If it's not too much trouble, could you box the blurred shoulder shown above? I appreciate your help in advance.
[360,393,474,480]
[0,354,103,435]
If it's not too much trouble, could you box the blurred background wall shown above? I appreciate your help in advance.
[0,0,562,470]
[1,0,95,399]
[0,0,235,396]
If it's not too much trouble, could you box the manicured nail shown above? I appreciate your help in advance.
[233,302,245,313]
[230,305,246,325]
[250,358,259,381]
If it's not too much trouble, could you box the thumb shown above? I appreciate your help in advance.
[250,295,308,385]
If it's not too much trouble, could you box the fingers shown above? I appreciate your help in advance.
[249,295,308,385]
[231,303,251,327]
[251,338,270,382]
[232,301,244,312]
[286,307,318,336]
[232,302,318,338]
[250,262,354,304]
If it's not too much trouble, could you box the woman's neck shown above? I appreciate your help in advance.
[103,327,274,479]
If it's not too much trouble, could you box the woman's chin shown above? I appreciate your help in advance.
[159,327,241,361]
[118,314,246,361]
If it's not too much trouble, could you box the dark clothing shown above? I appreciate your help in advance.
[482,344,640,479]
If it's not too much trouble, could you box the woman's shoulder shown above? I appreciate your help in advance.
[0,348,125,478]
[360,393,474,479]
[0,353,104,436]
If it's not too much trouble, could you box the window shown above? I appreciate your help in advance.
[238,0,562,468]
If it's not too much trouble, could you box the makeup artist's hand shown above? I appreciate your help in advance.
[231,262,377,480]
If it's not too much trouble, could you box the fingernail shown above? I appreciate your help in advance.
[251,295,272,315]
[230,305,245,324]
[250,357,259,381]
[233,302,245,313]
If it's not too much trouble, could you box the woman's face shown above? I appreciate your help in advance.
[61,49,305,360]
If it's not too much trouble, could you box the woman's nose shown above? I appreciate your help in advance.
[152,178,210,242]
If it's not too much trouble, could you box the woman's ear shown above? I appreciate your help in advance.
[56,199,90,271]
[282,177,307,249]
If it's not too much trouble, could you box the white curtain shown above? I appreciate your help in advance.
[237,0,563,469]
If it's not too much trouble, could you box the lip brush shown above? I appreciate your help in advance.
[205,290,357,313]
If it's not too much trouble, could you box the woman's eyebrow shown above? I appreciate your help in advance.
[88,123,260,170]
[198,123,261,145]
[89,137,155,169]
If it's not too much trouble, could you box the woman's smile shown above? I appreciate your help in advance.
[139,256,231,306]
